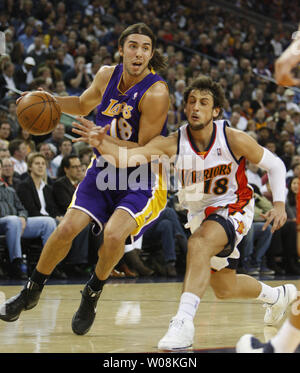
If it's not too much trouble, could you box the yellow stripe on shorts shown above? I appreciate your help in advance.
[131,168,167,238]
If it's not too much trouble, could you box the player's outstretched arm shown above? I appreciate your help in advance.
[97,133,178,168]
[72,116,144,149]
[227,128,287,233]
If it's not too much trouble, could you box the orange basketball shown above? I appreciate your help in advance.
[16,91,61,135]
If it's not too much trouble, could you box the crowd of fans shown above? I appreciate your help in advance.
[0,0,300,280]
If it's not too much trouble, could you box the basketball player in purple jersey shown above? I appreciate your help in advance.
[0,23,169,335]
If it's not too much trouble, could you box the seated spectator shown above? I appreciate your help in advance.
[275,107,288,133]
[230,106,248,130]
[142,207,188,277]
[0,61,18,100]
[37,142,57,182]
[0,146,11,160]
[284,89,300,114]
[256,127,274,147]
[286,162,300,186]
[280,140,296,171]
[45,123,66,150]
[0,159,56,279]
[238,185,274,275]
[78,146,94,166]
[16,127,36,155]
[254,108,267,130]
[54,80,68,97]
[53,155,93,277]
[51,138,73,178]
[0,121,11,146]
[6,99,20,138]
[16,153,63,223]
[64,56,92,95]
[246,162,264,193]
[251,88,265,113]
[1,156,21,190]
[9,139,28,177]
[14,56,36,91]
[27,35,48,66]
[264,177,300,275]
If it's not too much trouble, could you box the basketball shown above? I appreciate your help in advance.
[16,91,61,135]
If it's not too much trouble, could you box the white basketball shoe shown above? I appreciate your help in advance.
[158,317,194,350]
[264,284,297,326]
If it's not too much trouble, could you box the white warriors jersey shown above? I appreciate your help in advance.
[174,120,254,227]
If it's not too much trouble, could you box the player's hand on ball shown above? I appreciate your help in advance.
[16,87,45,105]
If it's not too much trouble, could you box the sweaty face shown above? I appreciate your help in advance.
[185,89,219,131]
[120,34,153,77]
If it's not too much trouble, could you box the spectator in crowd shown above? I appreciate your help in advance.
[0,121,11,146]
[64,56,92,95]
[0,61,18,100]
[51,138,73,177]
[0,158,56,279]
[52,155,93,277]
[280,140,296,171]
[45,123,66,150]
[238,185,274,276]
[78,145,92,162]
[1,156,21,190]
[9,139,28,177]
[27,35,48,66]
[37,142,57,182]
[143,207,188,277]
[6,100,20,138]
[16,128,36,155]
[284,89,300,113]
[14,56,36,92]
[16,153,63,223]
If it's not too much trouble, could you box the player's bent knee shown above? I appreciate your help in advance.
[55,220,80,242]
[103,228,126,247]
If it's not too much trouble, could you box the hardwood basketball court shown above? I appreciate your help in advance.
[0,277,298,353]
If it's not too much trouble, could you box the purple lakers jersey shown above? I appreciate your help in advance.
[95,64,168,154]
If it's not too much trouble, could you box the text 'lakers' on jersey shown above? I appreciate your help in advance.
[95,64,168,155]
[174,120,253,218]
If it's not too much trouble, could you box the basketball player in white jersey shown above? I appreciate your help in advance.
[72,75,297,351]
[236,28,300,353]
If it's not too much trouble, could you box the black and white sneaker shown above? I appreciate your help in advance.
[0,280,42,322]
[72,285,102,335]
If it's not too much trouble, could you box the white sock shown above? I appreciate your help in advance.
[175,292,200,321]
[256,282,280,304]
[271,319,300,353]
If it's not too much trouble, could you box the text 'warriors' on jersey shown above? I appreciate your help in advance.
[174,120,253,217]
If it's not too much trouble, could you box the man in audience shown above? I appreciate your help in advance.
[53,155,91,277]
[51,138,73,178]
[1,156,21,190]
[9,139,28,177]
[0,159,56,279]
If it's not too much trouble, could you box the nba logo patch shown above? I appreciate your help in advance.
[133,92,138,99]
[217,148,222,156]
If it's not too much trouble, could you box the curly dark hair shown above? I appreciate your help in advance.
[183,75,225,119]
